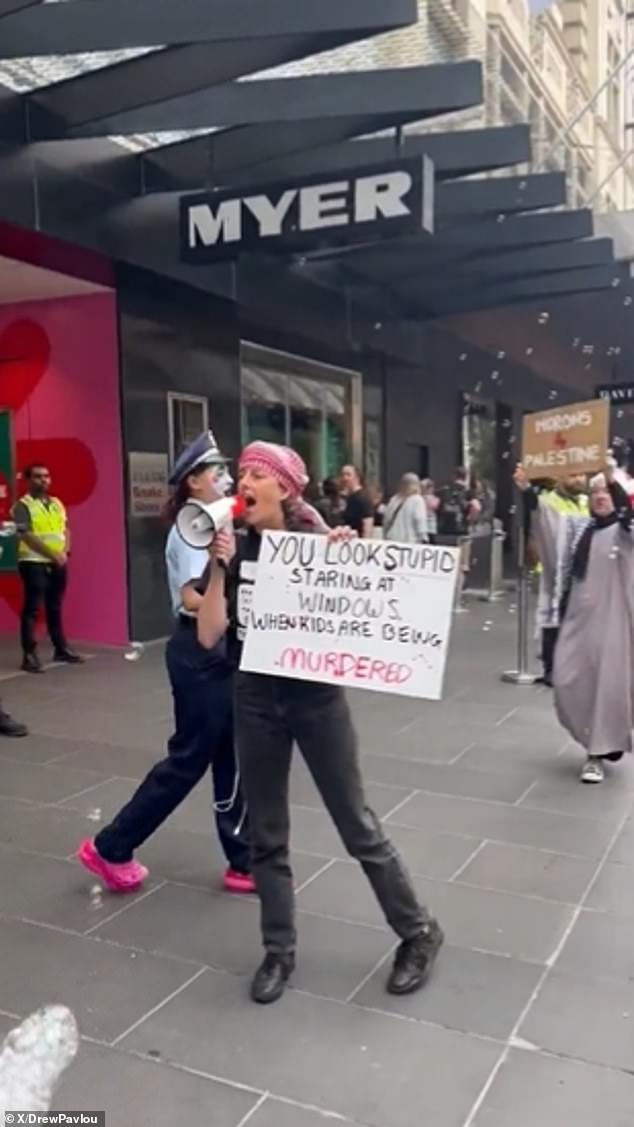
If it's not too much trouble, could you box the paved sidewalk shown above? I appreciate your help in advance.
[0,599,633,1127]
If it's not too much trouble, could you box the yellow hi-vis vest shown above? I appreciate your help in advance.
[16,494,67,564]
[531,490,589,574]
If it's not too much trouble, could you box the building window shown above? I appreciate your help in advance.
[167,393,209,466]
[240,343,361,484]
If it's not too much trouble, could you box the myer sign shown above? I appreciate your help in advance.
[180,157,434,262]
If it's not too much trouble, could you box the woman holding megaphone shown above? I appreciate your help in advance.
[76,431,253,895]
[198,441,443,1006]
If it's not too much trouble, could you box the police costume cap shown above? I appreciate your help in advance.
[168,430,227,487]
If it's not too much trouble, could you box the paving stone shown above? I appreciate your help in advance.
[556,909,634,982]
[92,881,394,1003]
[55,1042,258,1127]
[457,841,595,903]
[520,970,634,1073]
[385,791,616,859]
[473,1047,634,1127]
[121,969,501,1127]
[0,916,201,1042]
[296,860,575,962]
[354,944,542,1040]
[585,862,634,917]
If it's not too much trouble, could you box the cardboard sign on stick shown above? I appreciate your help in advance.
[521,399,609,480]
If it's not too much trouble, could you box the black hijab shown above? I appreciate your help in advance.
[571,481,631,582]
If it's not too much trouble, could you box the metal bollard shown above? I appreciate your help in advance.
[482,520,506,602]
[501,524,537,686]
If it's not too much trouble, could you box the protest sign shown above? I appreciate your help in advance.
[239,532,459,700]
[521,398,609,480]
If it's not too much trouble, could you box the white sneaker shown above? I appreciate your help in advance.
[580,758,605,784]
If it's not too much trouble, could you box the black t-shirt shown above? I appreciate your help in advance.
[343,489,374,536]
[438,483,471,537]
[225,528,261,668]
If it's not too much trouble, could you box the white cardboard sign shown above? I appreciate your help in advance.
[239,532,459,700]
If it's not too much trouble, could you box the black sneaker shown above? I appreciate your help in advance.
[21,654,43,674]
[387,920,444,996]
[0,712,28,738]
[53,649,84,665]
[250,953,295,1005]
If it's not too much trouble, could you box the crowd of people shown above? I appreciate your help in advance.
[2,431,628,1012]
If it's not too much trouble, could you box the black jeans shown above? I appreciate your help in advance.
[235,672,429,955]
[19,561,68,655]
[95,620,250,872]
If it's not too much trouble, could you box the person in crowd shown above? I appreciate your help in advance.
[522,472,589,686]
[198,440,443,1005]
[383,473,428,543]
[340,464,374,538]
[438,467,480,609]
[515,460,633,784]
[13,465,82,673]
[76,431,253,895]
[313,476,345,528]
[421,478,440,544]
[368,483,386,531]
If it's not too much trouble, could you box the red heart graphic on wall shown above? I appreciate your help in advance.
[0,317,101,626]
[0,319,51,409]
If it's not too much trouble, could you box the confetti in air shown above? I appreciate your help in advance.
[89,884,103,911]
[537,312,550,325]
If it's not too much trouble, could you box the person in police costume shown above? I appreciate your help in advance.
[76,431,254,896]
[13,463,82,674]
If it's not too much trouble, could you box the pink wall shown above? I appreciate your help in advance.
[0,293,128,646]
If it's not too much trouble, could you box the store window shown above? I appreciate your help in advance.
[240,343,361,483]
[167,393,209,466]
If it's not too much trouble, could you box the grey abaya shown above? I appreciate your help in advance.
[539,508,634,756]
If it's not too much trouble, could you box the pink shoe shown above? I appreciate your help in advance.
[76,839,148,893]
[223,868,256,894]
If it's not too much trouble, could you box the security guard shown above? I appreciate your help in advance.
[13,464,82,673]
[77,431,253,895]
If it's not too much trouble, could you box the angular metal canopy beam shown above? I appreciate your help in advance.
[436,172,566,226]
[32,61,482,140]
[0,0,41,16]
[143,122,529,194]
[0,0,416,56]
[390,239,616,303]
[314,209,595,277]
[411,264,630,318]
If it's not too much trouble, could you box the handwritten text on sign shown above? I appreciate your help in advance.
[521,398,609,480]
[239,532,459,700]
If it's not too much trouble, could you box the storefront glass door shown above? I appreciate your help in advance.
[240,343,361,483]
